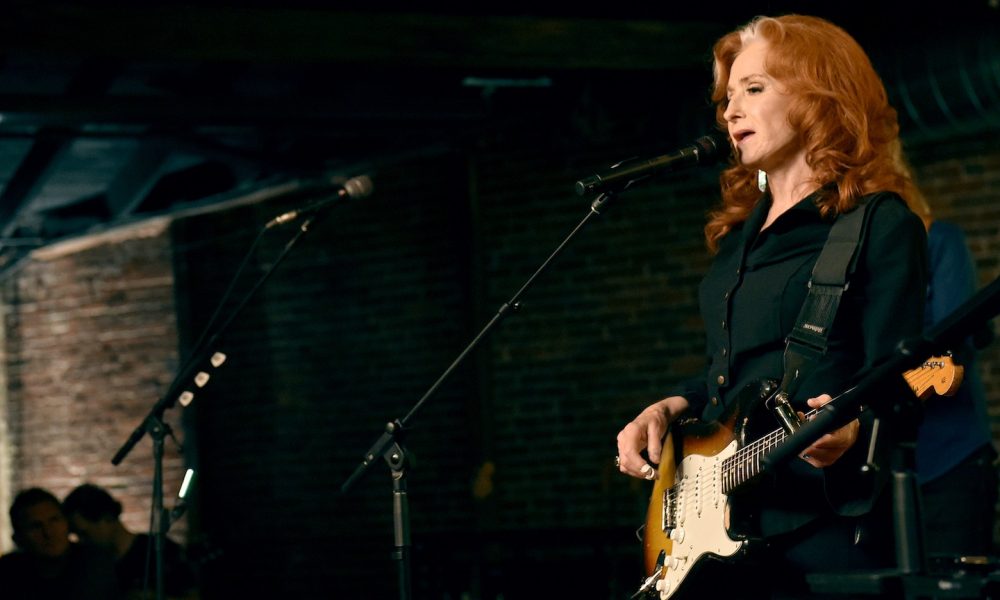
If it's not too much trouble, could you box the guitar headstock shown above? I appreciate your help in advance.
[903,355,964,400]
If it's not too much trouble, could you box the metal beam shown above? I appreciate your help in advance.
[0,134,70,238]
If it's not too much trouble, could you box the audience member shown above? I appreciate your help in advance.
[63,483,199,600]
[0,487,120,600]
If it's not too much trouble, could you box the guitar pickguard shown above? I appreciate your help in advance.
[640,379,777,599]
[655,440,744,598]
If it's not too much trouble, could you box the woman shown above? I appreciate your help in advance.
[616,15,927,598]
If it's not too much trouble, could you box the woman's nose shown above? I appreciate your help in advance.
[724,96,740,121]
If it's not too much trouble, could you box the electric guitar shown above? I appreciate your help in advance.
[637,356,962,599]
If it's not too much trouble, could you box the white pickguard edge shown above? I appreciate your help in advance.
[656,439,744,599]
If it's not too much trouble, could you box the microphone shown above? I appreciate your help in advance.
[574,133,729,196]
[266,175,374,227]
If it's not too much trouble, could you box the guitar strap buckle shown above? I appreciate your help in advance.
[770,390,803,435]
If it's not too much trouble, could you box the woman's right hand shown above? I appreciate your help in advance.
[615,395,688,480]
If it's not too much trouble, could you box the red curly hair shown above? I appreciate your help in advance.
[705,15,919,251]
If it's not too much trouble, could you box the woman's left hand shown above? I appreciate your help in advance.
[798,394,859,468]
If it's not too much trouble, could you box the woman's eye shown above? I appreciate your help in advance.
[747,85,763,94]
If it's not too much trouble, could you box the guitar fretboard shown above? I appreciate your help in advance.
[720,408,819,494]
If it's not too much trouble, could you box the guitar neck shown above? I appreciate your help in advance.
[720,416,808,494]
[719,355,959,494]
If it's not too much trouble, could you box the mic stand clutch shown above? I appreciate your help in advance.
[341,189,628,600]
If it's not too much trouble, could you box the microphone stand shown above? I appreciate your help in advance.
[762,275,1000,599]
[110,197,342,600]
[341,190,624,600]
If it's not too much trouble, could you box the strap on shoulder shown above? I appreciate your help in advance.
[779,194,888,400]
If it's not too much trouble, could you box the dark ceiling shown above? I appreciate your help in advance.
[0,1,997,275]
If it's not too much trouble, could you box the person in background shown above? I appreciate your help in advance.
[0,487,120,600]
[893,148,997,559]
[63,483,199,600]
[919,213,997,558]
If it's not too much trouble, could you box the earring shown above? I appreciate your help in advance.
[757,170,767,192]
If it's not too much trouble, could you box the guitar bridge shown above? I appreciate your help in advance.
[661,488,676,533]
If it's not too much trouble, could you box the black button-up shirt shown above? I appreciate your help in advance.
[673,190,927,422]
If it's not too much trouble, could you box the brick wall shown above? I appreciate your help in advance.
[0,221,186,550]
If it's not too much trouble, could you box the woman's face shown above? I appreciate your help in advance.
[723,40,802,175]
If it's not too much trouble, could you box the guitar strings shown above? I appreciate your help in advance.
[722,361,946,489]
[720,408,820,493]
[665,360,950,528]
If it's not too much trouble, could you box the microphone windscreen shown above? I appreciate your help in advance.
[694,132,730,164]
[342,175,374,200]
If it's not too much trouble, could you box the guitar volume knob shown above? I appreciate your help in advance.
[669,527,685,543]
[655,578,670,595]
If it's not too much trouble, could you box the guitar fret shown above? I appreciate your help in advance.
[723,408,829,494]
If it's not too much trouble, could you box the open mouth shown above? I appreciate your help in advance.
[733,130,755,143]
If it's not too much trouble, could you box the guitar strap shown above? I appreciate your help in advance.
[773,194,887,429]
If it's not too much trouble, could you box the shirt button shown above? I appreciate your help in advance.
[711,397,719,406]
[717,375,726,385]
[724,291,730,300]
[721,320,727,330]
[721,347,728,356]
